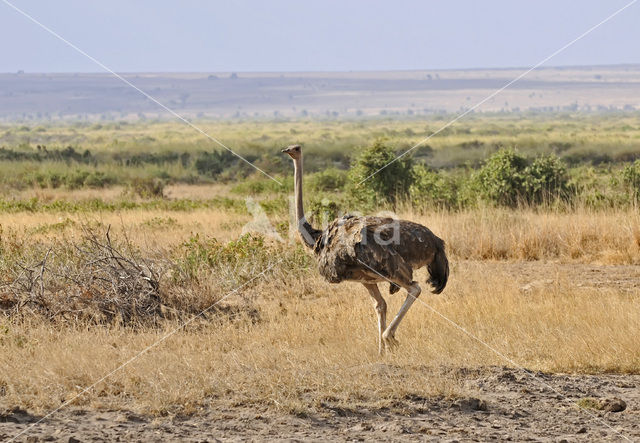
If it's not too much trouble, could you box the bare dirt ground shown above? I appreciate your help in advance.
[2,366,638,442]
[469,261,640,294]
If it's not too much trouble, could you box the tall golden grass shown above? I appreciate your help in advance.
[1,201,639,416]
[410,207,640,263]
[2,204,637,263]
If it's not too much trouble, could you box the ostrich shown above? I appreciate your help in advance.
[282,144,449,354]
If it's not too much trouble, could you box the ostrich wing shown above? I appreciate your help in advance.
[315,216,413,285]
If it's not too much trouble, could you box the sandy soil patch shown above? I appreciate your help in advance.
[2,367,638,442]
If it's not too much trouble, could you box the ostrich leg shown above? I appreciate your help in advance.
[363,283,387,355]
[382,281,421,347]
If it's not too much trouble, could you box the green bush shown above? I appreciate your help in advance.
[308,168,347,193]
[410,165,459,209]
[48,173,63,189]
[65,170,92,190]
[474,149,568,207]
[27,172,48,189]
[568,166,625,209]
[349,140,413,207]
[83,171,117,188]
[0,145,93,164]
[194,150,239,178]
[23,169,117,190]
[622,160,640,201]
[474,149,528,207]
[523,155,569,204]
[128,177,166,198]
[175,233,312,287]
[177,234,268,280]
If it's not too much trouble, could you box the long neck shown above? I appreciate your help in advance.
[293,155,319,248]
[293,156,305,225]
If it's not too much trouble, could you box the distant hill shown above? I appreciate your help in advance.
[1,65,639,121]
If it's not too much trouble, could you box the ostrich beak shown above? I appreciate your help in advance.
[282,145,300,155]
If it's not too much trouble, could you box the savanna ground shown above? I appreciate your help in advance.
[1,115,640,441]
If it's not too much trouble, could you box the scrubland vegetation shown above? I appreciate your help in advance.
[2,113,640,212]
[1,114,639,420]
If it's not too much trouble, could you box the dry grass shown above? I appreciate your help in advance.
[1,202,639,417]
[0,208,252,246]
[1,199,640,263]
[1,261,638,415]
[6,184,232,202]
[409,207,640,264]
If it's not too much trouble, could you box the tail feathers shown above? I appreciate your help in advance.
[427,244,449,294]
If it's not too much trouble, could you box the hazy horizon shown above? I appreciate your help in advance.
[5,62,640,76]
[2,65,639,120]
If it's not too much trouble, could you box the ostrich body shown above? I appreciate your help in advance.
[282,144,449,353]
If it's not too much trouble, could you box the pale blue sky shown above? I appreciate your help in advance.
[1,0,638,73]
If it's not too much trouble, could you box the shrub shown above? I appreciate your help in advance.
[114,151,188,167]
[0,145,93,164]
[128,177,166,198]
[48,173,63,189]
[308,168,348,192]
[177,234,268,281]
[175,233,311,288]
[410,165,459,209]
[65,170,91,190]
[194,150,238,178]
[27,172,48,189]
[83,171,117,188]
[523,155,568,204]
[23,169,117,190]
[474,149,568,207]
[349,140,413,207]
[474,149,528,207]
[622,160,640,201]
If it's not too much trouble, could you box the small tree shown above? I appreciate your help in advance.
[410,165,458,209]
[349,140,413,208]
[474,148,527,207]
[523,155,568,204]
[622,160,640,201]
[475,149,568,207]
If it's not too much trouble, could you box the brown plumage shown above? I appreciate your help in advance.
[282,144,449,354]
[314,215,448,294]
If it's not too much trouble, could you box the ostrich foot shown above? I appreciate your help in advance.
[382,333,399,350]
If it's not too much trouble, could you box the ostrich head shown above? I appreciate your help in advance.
[281,144,302,159]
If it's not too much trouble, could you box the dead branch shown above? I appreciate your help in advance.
[0,225,166,326]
